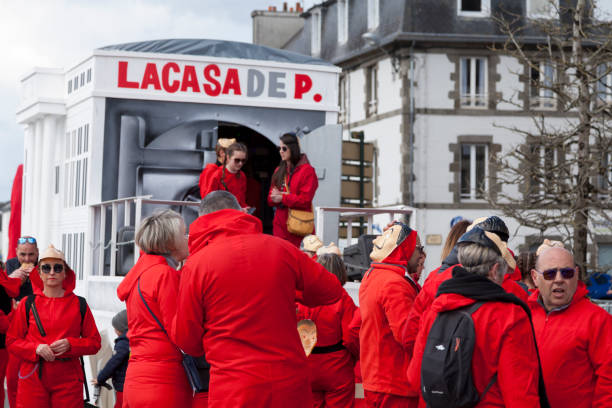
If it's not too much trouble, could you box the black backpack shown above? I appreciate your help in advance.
[421,301,496,408]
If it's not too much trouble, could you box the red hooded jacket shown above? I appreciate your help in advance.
[267,154,318,247]
[297,289,358,407]
[359,262,420,398]
[403,265,528,353]
[407,293,541,407]
[199,163,220,199]
[529,283,612,408]
[6,263,101,384]
[172,209,343,407]
[200,165,247,207]
[116,253,192,407]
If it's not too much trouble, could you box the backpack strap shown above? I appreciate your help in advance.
[462,302,497,400]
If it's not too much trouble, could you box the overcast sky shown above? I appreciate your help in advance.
[0,0,319,201]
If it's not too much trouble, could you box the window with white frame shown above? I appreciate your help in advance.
[597,63,612,103]
[64,124,90,208]
[527,143,561,198]
[460,57,487,108]
[460,144,488,200]
[597,151,612,195]
[62,232,85,280]
[527,0,557,19]
[87,68,92,83]
[366,64,378,116]
[337,0,348,44]
[598,242,612,271]
[530,62,556,109]
[457,0,490,17]
[367,0,379,30]
[311,9,322,56]
[339,75,347,122]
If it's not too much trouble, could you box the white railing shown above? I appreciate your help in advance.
[315,206,415,244]
[89,196,199,277]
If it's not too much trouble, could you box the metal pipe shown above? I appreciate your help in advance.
[408,40,416,208]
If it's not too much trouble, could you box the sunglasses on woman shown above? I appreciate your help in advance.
[40,264,65,274]
[278,146,288,152]
[232,158,246,164]
[535,267,575,280]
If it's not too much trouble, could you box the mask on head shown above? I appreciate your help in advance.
[370,222,417,265]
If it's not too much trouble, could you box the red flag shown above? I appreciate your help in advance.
[7,165,23,260]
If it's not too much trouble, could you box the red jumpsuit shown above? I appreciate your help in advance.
[268,154,318,247]
[200,165,248,207]
[359,262,420,407]
[199,163,220,199]
[529,284,612,408]
[6,266,101,408]
[116,254,192,408]
[297,289,358,408]
[403,264,528,354]
[0,268,22,407]
[172,209,343,408]
[407,293,541,407]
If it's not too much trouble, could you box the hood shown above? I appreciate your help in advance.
[528,280,588,310]
[382,229,417,266]
[431,292,476,313]
[117,254,169,301]
[507,248,521,281]
[30,264,76,295]
[440,245,460,272]
[292,153,311,171]
[188,209,263,255]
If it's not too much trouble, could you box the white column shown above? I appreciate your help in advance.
[22,125,34,234]
[30,119,44,239]
[38,115,56,248]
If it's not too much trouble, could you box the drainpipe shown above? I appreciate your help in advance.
[408,40,416,208]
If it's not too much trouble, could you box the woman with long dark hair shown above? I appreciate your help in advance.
[268,133,319,247]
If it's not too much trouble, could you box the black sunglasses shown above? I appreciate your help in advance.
[40,264,65,274]
[18,237,36,244]
[278,146,288,152]
[536,267,575,280]
[233,158,246,164]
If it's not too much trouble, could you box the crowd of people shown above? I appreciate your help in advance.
[0,136,610,408]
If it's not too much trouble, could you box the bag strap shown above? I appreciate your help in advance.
[137,278,185,357]
[81,356,91,402]
[30,297,46,337]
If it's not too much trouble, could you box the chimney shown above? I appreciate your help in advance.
[290,7,294,12]
[296,2,302,12]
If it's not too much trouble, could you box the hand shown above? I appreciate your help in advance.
[271,194,282,204]
[271,187,280,195]
[36,344,55,362]
[91,379,99,385]
[9,269,27,281]
[50,338,71,356]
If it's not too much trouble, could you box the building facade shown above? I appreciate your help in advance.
[253,0,612,275]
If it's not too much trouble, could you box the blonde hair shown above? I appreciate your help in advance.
[135,209,184,255]
[441,220,470,261]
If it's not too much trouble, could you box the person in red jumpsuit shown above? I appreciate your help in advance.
[199,137,236,199]
[268,133,318,247]
[297,253,358,408]
[359,222,425,407]
[0,263,22,407]
[6,245,101,408]
[529,246,612,408]
[172,190,343,408]
[200,142,249,208]
[116,209,192,408]
[407,227,545,407]
[402,215,526,354]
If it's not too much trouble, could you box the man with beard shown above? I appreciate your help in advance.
[4,236,37,407]
[358,222,425,407]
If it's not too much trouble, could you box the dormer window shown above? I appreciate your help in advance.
[457,0,490,17]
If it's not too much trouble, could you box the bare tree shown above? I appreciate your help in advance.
[489,0,612,272]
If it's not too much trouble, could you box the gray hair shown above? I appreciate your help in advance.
[199,190,241,215]
[135,209,184,255]
[458,242,507,281]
